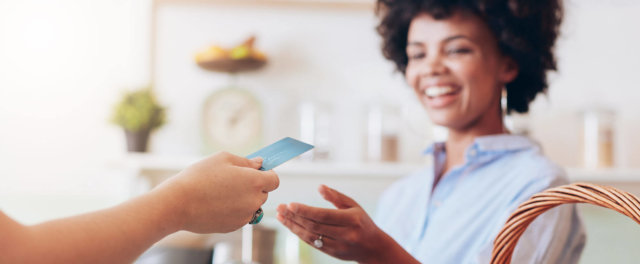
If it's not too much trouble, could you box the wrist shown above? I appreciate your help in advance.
[361,231,417,264]
[149,180,187,235]
[359,229,391,264]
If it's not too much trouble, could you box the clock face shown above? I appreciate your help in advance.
[203,88,262,154]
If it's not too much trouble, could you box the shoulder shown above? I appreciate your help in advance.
[475,134,567,188]
[479,137,569,207]
[505,142,568,188]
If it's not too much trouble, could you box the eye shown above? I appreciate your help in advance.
[446,48,472,56]
[408,52,426,60]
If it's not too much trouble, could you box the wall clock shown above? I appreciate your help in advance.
[202,87,263,155]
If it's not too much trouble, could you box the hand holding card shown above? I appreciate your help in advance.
[246,137,314,224]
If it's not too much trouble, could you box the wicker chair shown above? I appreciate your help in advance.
[490,182,640,264]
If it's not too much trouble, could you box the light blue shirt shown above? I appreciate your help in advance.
[375,134,585,263]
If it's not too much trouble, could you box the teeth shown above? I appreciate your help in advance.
[424,86,455,97]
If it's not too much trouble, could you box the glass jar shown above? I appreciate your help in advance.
[364,104,400,163]
[298,101,332,161]
[582,108,615,169]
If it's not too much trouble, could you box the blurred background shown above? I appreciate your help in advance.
[1,0,640,263]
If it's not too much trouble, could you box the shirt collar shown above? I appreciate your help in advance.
[423,134,538,155]
[474,134,539,152]
[423,141,445,155]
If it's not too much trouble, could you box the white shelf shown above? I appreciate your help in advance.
[114,153,640,183]
[274,161,422,178]
[567,168,640,183]
[117,153,201,172]
[115,153,424,179]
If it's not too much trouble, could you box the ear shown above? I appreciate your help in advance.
[499,56,519,84]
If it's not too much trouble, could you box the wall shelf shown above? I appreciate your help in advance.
[117,153,640,182]
[567,168,640,183]
[113,153,640,206]
[116,153,640,182]
[116,153,423,179]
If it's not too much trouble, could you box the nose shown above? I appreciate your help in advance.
[419,53,446,77]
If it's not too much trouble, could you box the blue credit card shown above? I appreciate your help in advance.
[246,137,314,171]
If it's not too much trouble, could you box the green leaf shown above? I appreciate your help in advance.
[110,88,167,132]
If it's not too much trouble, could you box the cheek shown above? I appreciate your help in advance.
[449,59,495,100]
[404,66,419,90]
[448,58,482,85]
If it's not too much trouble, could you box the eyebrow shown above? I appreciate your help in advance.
[407,35,472,47]
[443,35,471,43]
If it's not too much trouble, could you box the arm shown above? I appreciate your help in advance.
[277,185,420,264]
[0,188,182,264]
[0,152,279,264]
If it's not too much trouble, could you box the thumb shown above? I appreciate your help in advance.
[319,185,359,209]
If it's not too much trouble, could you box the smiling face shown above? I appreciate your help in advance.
[405,11,518,132]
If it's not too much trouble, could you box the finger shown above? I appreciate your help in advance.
[277,205,344,239]
[259,192,268,206]
[258,170,279,192]
[236,166,279,192]
[287,203,355,225]
[221,152,262,169]
[277,211,337,251]
[319,185,359,209]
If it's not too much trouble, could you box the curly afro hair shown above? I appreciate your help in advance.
[376,0,563,114]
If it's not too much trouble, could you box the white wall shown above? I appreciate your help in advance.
[152,3,429,164]
[530,0,640,167]
[2,0,640,224]
[0,0,151,223]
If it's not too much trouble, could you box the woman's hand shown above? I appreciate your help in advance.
[156,152,280,234]
[276,185,418,264]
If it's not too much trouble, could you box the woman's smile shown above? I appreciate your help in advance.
[420,84,462,109]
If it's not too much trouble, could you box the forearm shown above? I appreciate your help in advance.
[2,187,182,264]
[362,232,420,264]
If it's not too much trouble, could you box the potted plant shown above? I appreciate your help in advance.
[110,88,166,152]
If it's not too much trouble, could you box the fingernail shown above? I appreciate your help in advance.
[251,157,263,163]
[321,184,331,192]
[319,185,329,196]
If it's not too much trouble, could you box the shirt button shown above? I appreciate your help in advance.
[469,149,477,157]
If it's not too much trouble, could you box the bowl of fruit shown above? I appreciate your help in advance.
[195,36,267,74]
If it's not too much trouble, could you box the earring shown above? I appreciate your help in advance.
[501,87,510,133]
[501,87,507,115]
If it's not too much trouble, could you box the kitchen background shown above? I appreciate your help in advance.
[1,0,640,263]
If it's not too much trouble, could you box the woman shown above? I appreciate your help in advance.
[277,0,585,263]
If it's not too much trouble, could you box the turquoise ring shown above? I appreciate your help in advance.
[249,207,264,225]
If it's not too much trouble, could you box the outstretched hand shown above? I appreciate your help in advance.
[276,185,413,264]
